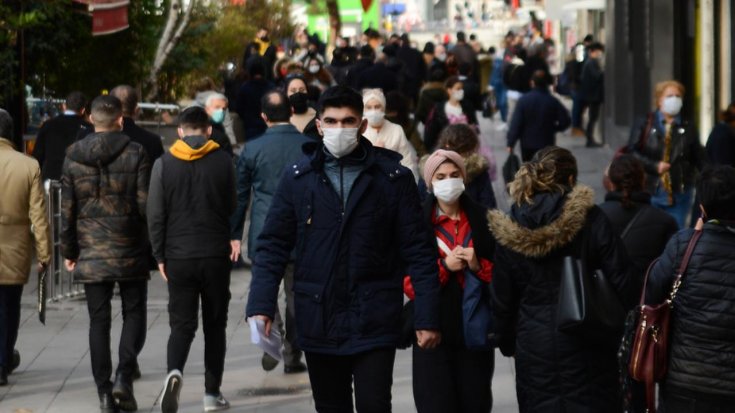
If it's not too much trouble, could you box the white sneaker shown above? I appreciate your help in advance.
[203,393,230,412]
[161,369,183,413]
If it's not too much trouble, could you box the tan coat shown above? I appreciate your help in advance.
[0,138,50,284]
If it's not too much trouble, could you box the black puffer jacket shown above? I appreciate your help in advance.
[60,132,150,282]
[645,223,735,399]
[489,185,633,412]
[628,111,704,194]
[599,191,678,297]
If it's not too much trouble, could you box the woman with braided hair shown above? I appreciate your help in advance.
[599,155,678,297]
[489,146,634,412]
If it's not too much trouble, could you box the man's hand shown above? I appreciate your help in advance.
[230,240,241,262]
[37,262,48,273]
[64,259,76,272]
[251,314,273,337]
[657,161,671,174]
[416,329,441,349]
[158,263,168,282]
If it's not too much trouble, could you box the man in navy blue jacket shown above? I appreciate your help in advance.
[507,70,571,161]
[247,86,441,412]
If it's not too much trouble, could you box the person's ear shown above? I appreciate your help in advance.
[177,127,185,139]
[134,106,140,119]
[316,119,324,136]
[206,125,212,138]
[358,118,368,135]
[116,116,124,130]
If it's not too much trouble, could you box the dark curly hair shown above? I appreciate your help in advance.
[608,155,646,208]
[436,123,478,155]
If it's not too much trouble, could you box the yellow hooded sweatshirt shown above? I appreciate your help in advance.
[169,138,220,161]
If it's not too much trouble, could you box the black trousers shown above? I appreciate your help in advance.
[412,343,494,413]
[584,101,602,143]
[166,257,231,395]
[0,285,23,369]
[84,280,147,393]
[305,348,396,413]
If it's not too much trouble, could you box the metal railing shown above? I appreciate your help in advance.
[45,180,85,302]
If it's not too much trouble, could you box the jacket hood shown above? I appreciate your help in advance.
[68,132,130,166]
[169,135,220,161]
[488,185,595,258]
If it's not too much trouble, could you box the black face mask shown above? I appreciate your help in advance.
[260,35,270,42]
[289,92,309,114]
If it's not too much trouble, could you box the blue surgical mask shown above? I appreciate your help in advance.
[211,109,225,124]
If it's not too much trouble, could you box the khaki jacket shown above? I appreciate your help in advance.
[0,138,50,284]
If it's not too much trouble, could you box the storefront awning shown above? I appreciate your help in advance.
[562,0,606,11]
[72,0,130,36]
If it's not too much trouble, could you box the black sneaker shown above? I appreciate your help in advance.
[131,362,141,381]
[0,367,7,386]
[261,352,279,371]
[8,349,20,374]
[112,374,137,411]
[161,369,183,413]
[284,361,307,374]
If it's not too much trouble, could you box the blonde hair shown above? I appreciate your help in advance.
[653,80,685,108]
[509,147,578,205]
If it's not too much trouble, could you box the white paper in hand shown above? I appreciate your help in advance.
[249,318,283,361]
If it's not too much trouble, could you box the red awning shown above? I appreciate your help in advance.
[72,0,130,36]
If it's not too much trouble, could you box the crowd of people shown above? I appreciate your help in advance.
[1,23,735,413]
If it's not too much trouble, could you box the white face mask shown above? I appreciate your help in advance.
[364,110,385,127]
[432,178,465,203]
[451,90,465,101]
[322,127,360,158]
[661,96,683,116]
[436,53,447,62]
[308,65,320,74]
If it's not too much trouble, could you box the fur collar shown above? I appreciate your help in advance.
[488,185,595,258]
[464,153,489,180]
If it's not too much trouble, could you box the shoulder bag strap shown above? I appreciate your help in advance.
[620,207,645,240]
[669,229,703,301]
[638,229,702,305]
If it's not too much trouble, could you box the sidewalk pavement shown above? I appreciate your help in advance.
[1,114,614,413]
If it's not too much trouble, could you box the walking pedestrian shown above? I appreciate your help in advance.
[362,88,419,180]
[236,57,274,141]
[0,109,50,386]
[506,70,571,161]
[578,42,605,147]
[423,76,479,152]
[599,155,678,296]
[409,149,495,413]
[204,93,234,156]
[285,76,318,138]
[645,165,735,412]
[627,80,704,228]
[60,96,150,413]
[489,147,634,412]
[109,85,165,162]
[32,91,91,181]
[230,90,310,375]
[147,106,236,413]
[431,124,497,209]
[246,86,441,413]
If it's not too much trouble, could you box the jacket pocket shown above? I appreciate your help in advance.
[293,281,325,339]
[358,280,403,335]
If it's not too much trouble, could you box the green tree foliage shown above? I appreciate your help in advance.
[2,0,294,105]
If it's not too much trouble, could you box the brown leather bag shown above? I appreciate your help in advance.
[628,230,702,413]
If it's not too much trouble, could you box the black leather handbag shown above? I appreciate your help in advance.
[557,256,626,334]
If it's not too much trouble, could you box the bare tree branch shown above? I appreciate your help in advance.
[146,0,195,101]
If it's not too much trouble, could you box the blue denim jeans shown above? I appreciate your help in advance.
[651,186,693,229]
